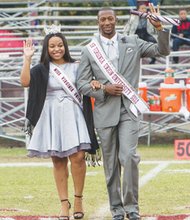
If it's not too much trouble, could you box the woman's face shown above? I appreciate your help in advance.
[48,36,65,63]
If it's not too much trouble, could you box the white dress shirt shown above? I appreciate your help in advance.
[100,33,119,70]
[100,33,119,57]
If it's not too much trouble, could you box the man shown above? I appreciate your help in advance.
[77,5,170,220]
[171,9,190,63]
[123,3,157,64]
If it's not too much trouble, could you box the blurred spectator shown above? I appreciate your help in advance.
[123,3,157,64]
[127,0,158,6]
[171,9,190,63]
[128,0,137,6]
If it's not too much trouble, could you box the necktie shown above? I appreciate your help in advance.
[107,40,118,70]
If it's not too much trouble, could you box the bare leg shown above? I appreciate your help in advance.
[69,151,86,218]
[52,156,70,217]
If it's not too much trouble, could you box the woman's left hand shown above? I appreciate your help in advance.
[23,38,35,59]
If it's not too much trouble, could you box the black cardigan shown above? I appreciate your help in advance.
[26,64,49,126]
[26,63,99,154]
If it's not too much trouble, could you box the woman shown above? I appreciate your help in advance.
[20,28,96,220]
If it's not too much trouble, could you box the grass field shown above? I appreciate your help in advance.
[0,140,190,219]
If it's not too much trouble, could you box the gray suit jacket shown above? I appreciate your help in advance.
[77,30,170,128]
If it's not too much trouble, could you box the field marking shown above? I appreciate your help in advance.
[0,160,189,220]
[0,160,190,168]
[0,162,53,168]
[139,161,169,187]
[166,169,190,173]
[1,215,190,220]
[88,161,171,220]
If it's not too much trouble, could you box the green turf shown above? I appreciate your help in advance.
[0,147,51,163]
[140,163,190,215]
[0,143,175,161]
[139,164,157,177]
[0,143,189,218]
[138,144,174,160]
[0,166,107,218]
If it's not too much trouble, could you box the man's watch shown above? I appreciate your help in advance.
[155,25,163,31]
[100,84,106,93]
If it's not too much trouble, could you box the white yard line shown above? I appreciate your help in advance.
[0,160,189,220]
[88,161,171,220]
[139,161,169,187]
[0,218,15,220]
[141,160,190,164]
[1,160,190,168]
[0,162,52,168]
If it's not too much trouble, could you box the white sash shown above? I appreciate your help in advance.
[50,62,83,109]
[86,39,149,117]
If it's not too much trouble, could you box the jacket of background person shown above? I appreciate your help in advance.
[123,15,155,36]
[171,18,190,38]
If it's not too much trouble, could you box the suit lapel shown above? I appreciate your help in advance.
[118,35,128,72]
[96,35,106,54]
[95,34,128,73]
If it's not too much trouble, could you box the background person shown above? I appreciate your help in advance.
[123,3,157,64]
[171,8,190,63]
[77,5,170,220]
[20,29,97,220]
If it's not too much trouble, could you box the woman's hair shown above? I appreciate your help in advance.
[40,33,75,68]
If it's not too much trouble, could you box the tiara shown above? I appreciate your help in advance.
[44,24,61,35]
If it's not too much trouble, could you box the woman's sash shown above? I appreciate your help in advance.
[86,39,149,117]
[50,63,83,109]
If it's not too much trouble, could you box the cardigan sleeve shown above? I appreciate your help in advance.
[26,64,49,126]
[82,95,99,154]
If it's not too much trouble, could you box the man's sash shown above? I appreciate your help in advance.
[50,63,83,109]
[86,39,149,117]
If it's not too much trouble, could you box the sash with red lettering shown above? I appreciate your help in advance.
[50,63,83,109]
[86,39,149,117]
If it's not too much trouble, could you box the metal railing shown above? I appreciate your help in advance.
[0,1,190,143]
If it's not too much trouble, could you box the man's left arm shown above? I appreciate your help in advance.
[138,27,170,58]
[156,28,170,55]
[140,3,170,57]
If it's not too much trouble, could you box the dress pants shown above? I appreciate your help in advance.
[96,105,140,217]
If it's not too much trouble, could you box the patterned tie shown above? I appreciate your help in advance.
[107,40,118,70]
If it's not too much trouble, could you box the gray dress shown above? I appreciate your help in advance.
[27,62,91,158]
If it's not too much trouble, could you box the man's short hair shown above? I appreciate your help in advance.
[97,7,116,18]
[179,8,187,13]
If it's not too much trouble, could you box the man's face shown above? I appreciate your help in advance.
[98,10,117,38]
[179,10,187,21]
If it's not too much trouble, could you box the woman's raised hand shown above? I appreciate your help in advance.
[23,38,35,59]
[20,38,34,87]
